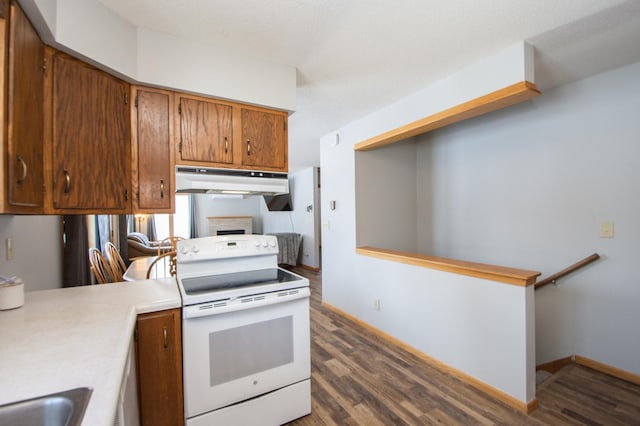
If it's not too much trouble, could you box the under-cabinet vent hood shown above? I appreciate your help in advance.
[175,166,289,195]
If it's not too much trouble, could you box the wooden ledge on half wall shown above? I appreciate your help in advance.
[356,246,540,287]
[354,81,541,152]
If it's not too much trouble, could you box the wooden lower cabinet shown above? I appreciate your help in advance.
[135,308,183,426]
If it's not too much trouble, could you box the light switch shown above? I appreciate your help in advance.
[599,222,614,239]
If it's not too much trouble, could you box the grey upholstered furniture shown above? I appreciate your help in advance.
[127,232,172,259]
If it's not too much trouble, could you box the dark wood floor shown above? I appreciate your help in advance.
[288,267,640,425]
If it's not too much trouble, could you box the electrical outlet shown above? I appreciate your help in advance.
[600,222,614,238]
[373,298,381,311]
[6,238,14,260]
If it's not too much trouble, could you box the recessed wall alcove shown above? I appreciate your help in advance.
[355,139,419,252]
[354,81,542,286]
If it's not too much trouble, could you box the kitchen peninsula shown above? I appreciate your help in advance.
[0,278,181,425]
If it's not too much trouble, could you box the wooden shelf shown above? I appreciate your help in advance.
[356,246,540,287]
[354,81,540,151]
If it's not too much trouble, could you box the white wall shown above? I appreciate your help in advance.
[262,167,321,268]
[415,61,640,375]
[322,40,640,404]
[136,29,296,111]
[53,0,138,78]
[355,141,418,251]
[20,0,296,112]
[260,204,294,234]
[0,216,62,291]
[321,43,537,405]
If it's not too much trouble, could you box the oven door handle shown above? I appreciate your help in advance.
[183,287,310,319]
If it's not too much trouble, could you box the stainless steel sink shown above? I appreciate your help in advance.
[0,387,92,426]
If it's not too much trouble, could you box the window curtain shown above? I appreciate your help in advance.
[62,215,91,287]
[95,215,111,251]
[189,194,198,238]
[127,214,135,234]
[145,215,157,241]
[118,215,129,265]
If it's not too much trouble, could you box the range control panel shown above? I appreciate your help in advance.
[176,235,279,262]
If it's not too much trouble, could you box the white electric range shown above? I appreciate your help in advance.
[175,235,311,425]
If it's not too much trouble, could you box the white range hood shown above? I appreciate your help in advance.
[175,166,289,195]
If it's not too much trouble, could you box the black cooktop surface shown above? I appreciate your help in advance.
[180,268,303,295]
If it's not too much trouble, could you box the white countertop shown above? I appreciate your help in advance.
[0,277,181,425]
[123,256,171,281]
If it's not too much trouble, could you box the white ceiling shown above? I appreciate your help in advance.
[97,0,640,173]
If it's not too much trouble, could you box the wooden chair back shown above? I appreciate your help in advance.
[104,242,127,282]
[146,251,178,279]
[157,236,185,256]
[153,236,184,279]
[88,248,116,284]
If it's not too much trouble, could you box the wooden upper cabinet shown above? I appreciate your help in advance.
[136,308,183,426]
[49,51,131,212]
[176,94,288,172]
[132,86,174,213]
[5,0,44,211]
[177,95,233,165]
[241,108,287,170]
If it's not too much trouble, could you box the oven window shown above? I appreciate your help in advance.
[209,316,294,386]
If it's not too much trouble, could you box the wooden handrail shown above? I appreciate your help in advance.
[534,253,600,290]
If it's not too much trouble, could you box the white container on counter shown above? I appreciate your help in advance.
[0,277,24,310]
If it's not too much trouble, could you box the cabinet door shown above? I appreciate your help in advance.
[241,108,287,170]
[52,52,130,211]
[6,0,44,209]
[133,87,174,212]
[136,308,183,426]
[177,96,233,165]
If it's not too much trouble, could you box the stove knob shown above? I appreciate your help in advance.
[191,245,200,253]
[262,240,269,248]
[180,246,189,254]
[255,240,262,248]
[269,240,276,248]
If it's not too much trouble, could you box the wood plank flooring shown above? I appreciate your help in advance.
[287,267,640,425]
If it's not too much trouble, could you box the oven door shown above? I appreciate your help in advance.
[182,288,310,419]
